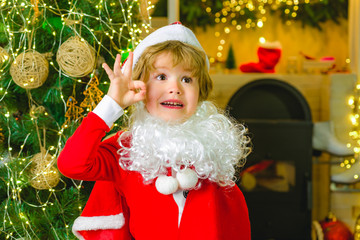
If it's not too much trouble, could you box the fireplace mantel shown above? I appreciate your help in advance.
[209,73,330,122]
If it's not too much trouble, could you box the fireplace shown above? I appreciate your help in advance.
[227,79,313,240]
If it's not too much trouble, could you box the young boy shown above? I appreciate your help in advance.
[58,23,251,240]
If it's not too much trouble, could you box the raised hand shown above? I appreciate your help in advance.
[102,52,146,109]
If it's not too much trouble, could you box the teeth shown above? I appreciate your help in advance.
[162,101,183,106]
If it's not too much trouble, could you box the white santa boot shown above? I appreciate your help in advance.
[331,162,360,184]
[312,121,354,156]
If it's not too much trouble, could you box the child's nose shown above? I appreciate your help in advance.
[169,89,180,94]
[168,80,182,94]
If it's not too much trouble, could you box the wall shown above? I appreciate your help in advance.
[194,13,349,74]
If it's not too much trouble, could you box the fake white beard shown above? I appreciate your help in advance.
[118,101,251,187]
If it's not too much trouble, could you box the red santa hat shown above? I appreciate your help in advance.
[239,41,282,73]
[72,181,132,240]
[124,22,210,71]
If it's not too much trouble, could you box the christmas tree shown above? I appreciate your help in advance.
[225,44,236,69]
[0,0,151,239]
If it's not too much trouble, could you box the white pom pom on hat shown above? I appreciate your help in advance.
[128,22,209,71]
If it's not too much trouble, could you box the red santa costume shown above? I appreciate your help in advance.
[57,23,251,240]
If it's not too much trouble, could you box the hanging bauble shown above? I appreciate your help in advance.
[29,152,60,190]
[0,47,10,69]
[56,36,96,77]
[10,50,49,89]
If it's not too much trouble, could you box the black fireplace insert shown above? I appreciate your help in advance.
[227,79,312,240]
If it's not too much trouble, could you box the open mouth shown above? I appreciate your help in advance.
[160,101,184,108]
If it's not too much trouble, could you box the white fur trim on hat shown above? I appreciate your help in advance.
[259,41,282,49]
[131,23,210,70]
[72,213,125,240]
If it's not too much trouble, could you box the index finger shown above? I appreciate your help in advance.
[102,63,114,80]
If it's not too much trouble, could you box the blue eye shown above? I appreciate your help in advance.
[156,74,166,80]
[182,76,192,83]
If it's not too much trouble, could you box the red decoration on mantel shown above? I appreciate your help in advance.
[239,41,282,73]
[319,215,353,240]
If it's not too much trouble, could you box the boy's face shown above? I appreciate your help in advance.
[144,52,200,122]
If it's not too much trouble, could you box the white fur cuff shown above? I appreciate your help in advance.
[72,213,125,239]
[93,95,124,128]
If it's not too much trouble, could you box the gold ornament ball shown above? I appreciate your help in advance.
[30,152,60,190]
[10,50,49,89]
[56,36,96,77]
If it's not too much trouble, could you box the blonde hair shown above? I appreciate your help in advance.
[132,40,213,102]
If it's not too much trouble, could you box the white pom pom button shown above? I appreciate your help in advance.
[176,168,198,190]
[155,175,179,195]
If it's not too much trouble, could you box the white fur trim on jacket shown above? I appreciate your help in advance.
[72,213,125,240]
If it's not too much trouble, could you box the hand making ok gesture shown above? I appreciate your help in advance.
[102,52,146,109]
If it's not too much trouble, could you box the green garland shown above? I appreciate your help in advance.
[277,0,348,30]
[153,0,348,30]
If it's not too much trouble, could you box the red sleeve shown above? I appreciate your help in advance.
[57,112,122,181]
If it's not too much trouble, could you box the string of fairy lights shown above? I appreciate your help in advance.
[348,83,360,240]
[199,0,311,63]
[346,84,360,180]
[0,0,152,238]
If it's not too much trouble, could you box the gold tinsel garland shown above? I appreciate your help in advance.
[10,50,49,89]
[56,36,96,77]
